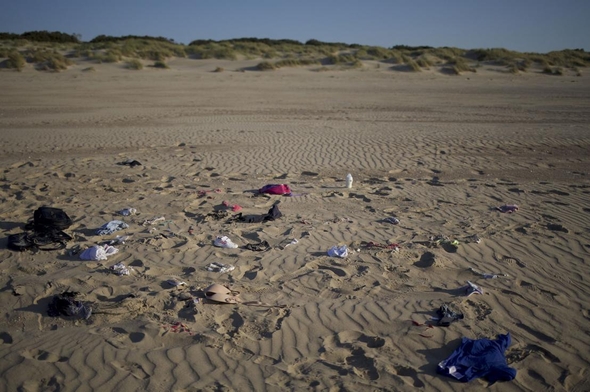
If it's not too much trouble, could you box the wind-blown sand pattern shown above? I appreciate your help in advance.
[1,61,589,391]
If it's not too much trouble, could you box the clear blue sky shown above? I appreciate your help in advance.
[1,0,589,53]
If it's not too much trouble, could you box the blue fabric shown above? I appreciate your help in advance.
[438,333,517,383]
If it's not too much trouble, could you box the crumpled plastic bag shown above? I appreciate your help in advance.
[79,244,119,261]
[327,245,349,258]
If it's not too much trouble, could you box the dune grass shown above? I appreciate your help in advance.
[153,60,169,69]
[5,50,26,71]
[126,59,143,70]
[25,49,73,71]
[2,33,589,77]
[256,61,276,71]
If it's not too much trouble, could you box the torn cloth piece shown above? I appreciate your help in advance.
[96,220,129,235]
[438,333,517,383]
[47,292,92,319]
[80,244,119,261]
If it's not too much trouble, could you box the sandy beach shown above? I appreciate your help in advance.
[1,59,589,391]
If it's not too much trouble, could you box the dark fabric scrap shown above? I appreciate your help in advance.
[438,333,517,383]
[47,291,92,320]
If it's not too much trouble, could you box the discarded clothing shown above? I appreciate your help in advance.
[117,159,142,167]
[384,216,400,225]
[465,281,484,296]
[118,207,137,216]
[213,235,238,249]
[259,184,292,195]
[80,244,119,261]
[496,204,519,213]
[110,262,131,276]
[47,291,92,320]
[438,333,517,383]
[142,216,165,226]
[233,204,282,223]
[96,220,129,235]
[436,304,464,326]
[328,245,349,258]
[244,241,271,251]
[222,200,242,212]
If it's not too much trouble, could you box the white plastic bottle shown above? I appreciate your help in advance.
[345,173,353,188]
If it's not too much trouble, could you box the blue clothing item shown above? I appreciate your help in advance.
[438,333,517,383]
[96,220,129,236]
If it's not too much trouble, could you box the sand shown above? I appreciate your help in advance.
[0,59,589,391]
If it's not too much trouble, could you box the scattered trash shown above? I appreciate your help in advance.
[363,241,399,251]
[204,283,241,304]
[328,245,349,258]
[110,262,132,276]
[283,239,298,248]
[467,235,481,244]
[245,240,271,251]
[259,184,292,196]
[118,207,137,216]
[469,267,509,279]
[222,200,242,212]
[345,173,353,189]
[496,204,519,213]
[188,225,194,235]
[117,159,142,168]
[96,220,129,236]
[434,304,464,326]
[437,333,517,382]
[213,235,238,249]
[384,216,400,225]
[465,281,484,296]
[109,235,129,245]
[142,216,165,226]
[207,262,235,273]
[162,321,193,335]
[79,244,119,261]
[47,291,92,320]
[166,279,187,287]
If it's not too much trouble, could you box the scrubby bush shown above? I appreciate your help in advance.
[5,50,25,71]
[153,60,169,69]
[274,58,319,68]
[256,61,275,71]
[406,59,421,72]
[25,49,73,71]
[447,57,476,73]
[126,59,143,70]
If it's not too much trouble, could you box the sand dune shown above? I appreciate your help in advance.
[0,60,589,391]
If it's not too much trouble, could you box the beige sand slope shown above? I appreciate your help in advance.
[0,61,589,391]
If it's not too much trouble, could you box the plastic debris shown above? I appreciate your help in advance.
[328,245,349,258]
[207,262,235,273]
[110,262,132,276]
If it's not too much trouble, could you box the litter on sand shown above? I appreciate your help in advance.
[79,244,119,261]
[465,281,484,296]
[213,235,239,248]
[110,262,132,276]
[328,245,349,258]
[207,262,235,273]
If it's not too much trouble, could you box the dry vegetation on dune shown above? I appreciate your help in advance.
[0,30,588,75]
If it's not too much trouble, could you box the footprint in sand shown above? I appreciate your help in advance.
[501,256,527,268]
[112,361,150,379]
[391,365,425,388]
[21,349,68,363]
[345,348,380,381]
[0,332,13,344]
[506,344,561,364]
